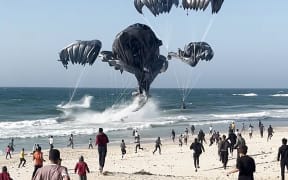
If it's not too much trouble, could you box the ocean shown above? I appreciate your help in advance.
[1,87,288,154]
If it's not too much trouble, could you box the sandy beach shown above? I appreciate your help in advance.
[1,126,287,180]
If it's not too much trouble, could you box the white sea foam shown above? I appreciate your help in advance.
[270,94,288,97]
[232,93,258,97]
[0,96,164,139]
[211,111,269,119]
[56,95,93,109]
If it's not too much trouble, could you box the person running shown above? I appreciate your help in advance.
[277,138,288,180]
[241,123,245,134]
[18,148,26,168]
[74,156,90,180]
[227,145,256,180]
[248,125,253,139]
[0,166,13,180]
[267,125,274,141]
[88,138,93,149]
[9,138,15,153]
[179,134,183,147]
[190,138,205,172]
[220,135,230,169]
[171,129,176,142]
[95,128,109,173]
[67,134,74,149]
[198,129,206,144]
[32,146,44,178]
[120,139,126,159]
[234,133,246,161]
[153,137,162,155]
[209,125,213,135]
[49,136,54,150]
[191,125,195,135]
[259,124,264,138]
[33,149,70,180]
[183,133,188,145]
[135,134,144,153]
[5,146,12,159]
[228,129,237,156]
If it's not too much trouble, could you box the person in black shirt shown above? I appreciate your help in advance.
[277,138,288,180]
[227,145,255,180]
[267,125,274,141]
[190,138,205,172]
[153,137,162,155]
[171,129,176,142]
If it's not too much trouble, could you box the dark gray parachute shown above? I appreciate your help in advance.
[134,0,179,16]
[168,42,213,67]
[99,23,168,96]
[58,40,102,68]
[134,0,224,16]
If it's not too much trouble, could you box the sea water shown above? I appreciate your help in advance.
[1,87,288,152]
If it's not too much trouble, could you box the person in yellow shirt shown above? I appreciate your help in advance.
[18,148,27,168]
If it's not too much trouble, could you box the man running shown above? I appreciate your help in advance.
[190,138,205,172]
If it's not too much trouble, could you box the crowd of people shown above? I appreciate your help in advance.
[1,121,287,180]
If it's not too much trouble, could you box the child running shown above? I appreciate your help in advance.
[18,148,27,168]
[74,156,90,180]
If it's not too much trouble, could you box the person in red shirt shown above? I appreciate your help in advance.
[95,128,109,173]
[0,166,13,180]
[74,156,90,180]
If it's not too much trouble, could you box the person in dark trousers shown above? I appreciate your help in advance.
[135,134,144,153]
[95,128,109,173]
[9,138,15,153]
[171,129,176,142]
[191,125,195,135]
[120,139,126,159]
[259,124,264,138]
[190,138,205,172]
[179,134,183,147]
[198,129,206,144]
[67,134,74,149]
[74,156,90,180]
[220,135,230,169]
[234,133,246,161]
[277,138,288,180]
[49,136,54,150]
[267,125,274,141]
[88,138,93,149]
[227,145,256,180]
[5,145,12,159]
[153,137,162,155]
[18,148,26,168]
[228,130,237,156]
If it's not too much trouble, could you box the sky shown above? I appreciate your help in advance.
[0,0,288,88]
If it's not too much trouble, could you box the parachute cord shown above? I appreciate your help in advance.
[68,65,87,104]
[183,16,215,101]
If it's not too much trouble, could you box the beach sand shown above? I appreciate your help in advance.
[1,127,287,180]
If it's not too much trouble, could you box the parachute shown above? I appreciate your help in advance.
[168,42,214,67]
[100,23,168,96]
[58,40,102,68]
[134,0,224,16]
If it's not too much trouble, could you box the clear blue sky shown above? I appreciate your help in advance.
[1,1,287,88]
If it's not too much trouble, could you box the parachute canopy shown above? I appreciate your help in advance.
[168,42,214,67]
[134,0,224,16]
[58,40,102,68]
[100,23,168,96]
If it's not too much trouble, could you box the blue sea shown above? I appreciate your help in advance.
[1,87,288,154]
